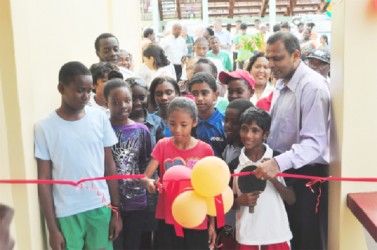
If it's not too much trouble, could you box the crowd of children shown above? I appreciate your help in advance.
[34,18,330,250]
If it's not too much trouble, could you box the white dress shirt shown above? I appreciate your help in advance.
[160,35,188,65]
[268,62,330,172]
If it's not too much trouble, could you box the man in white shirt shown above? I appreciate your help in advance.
[213,18,232,51]
[160,23,188,80]
[256,32,330,250]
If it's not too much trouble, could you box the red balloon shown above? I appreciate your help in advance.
[163,165,192,195]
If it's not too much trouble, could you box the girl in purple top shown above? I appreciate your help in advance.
[104,78,152,249]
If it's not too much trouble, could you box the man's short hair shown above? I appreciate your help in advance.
[143,28,154,38]
[240,23,248,30]
[172,23,182,29]
[281,22,290,30]
[94,33,118,51]
[267,32,300,55]
[273,23,281,32]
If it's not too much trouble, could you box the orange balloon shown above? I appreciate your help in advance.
[172,190,207,228]
[205,186,234,216]
[191,156,230,197]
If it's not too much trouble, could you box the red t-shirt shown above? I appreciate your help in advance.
[151,137,214,229]
[256,92,273,112]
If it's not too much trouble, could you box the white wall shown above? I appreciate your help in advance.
[329,0,377,249]
[0,0,141,249]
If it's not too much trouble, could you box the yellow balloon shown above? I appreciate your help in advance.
[191,156,230,197]
[172,190,207,228]
[205,186,234,216]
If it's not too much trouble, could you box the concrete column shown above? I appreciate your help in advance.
[111,0,142,72]
[329,0,377,249]
[269,0,276,29]
[0,0,44,249]
[152,0,160,33]
[202,0,209,26]
[0,1,143,249]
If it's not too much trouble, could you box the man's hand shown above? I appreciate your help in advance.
[236,192,260,207]
[109,212,123,241]
[255,158,280,180]
[49,228,66,250]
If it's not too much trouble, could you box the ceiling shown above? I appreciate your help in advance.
[158,0,330,20]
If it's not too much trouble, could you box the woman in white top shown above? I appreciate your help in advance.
[138,43,176,88]
[246,52,274,105]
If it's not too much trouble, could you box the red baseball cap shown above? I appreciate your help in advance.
[219,70,255,89]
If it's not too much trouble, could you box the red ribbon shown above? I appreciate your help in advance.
[214,194,225,228]
[77,182,120,217]
[0,174,145,218]
[233,171,377,215]
[305,179,325,214]
[276,173,377,213]
[231,171,377,182]
[2,172,377,232]
[164,179,184,237]
[0,174,146,185]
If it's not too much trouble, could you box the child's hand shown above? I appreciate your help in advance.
[208,218,217,249]
[109,211,123,241]
[140,177,157,193]
[49,228,66,250]
[145,178,157,194]
[236,192,261,207]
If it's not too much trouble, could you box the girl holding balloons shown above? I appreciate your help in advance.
[142,97,217,249]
